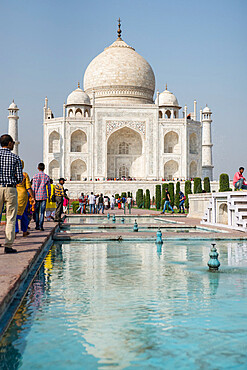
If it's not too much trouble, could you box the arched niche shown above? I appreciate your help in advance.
[159,111,163,118]
[68,109,73,117]
[75,108,82,117]
[164,131,179,153]
[165,110,171,119]
[164,160,179,180]
[189,133,198,154]
[84,109,90,117]
[218,203,228,225]
[70,159,87,181]
[70,130,87,153]
[189,161,197,178]
[49,131,60,153]
[107,127,143,179]
[49,159,59,180]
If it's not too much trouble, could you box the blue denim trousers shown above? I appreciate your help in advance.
[89,204,95,214]
[179,200,185,212]
[162,201,173,212]
[235,178,247,190]
[98,203,104,213]
[35,200,47,228]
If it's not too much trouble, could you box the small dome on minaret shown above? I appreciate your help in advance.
[8,100,19,110]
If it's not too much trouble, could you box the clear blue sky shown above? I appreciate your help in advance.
[0,0,246,179]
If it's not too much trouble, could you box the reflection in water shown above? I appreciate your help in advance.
[0,241,247,369]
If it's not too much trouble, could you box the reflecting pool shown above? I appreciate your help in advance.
[64,216,174,224]
[0,240,247,369]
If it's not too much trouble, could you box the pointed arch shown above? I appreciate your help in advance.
[49,131,60,153]
[164,131,179,153]
[189,133,198,154]
[75,108,82,117]
[71,130,87,152]
[189,161,197,178]
[49,159,60,180]
[70,159,87,181]
[164,160,179,180]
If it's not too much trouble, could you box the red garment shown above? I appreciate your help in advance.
[233,172,246,186]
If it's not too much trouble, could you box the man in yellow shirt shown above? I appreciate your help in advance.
[54,178,66,222]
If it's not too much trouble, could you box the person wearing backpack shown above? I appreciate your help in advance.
[179,191,186,214]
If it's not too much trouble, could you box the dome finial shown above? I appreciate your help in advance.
[78,81,80,88]
[165,83,167,91]
[117,17,122,40]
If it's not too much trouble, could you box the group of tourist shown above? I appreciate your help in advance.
[76,193,132,214]
[0,134,68,254]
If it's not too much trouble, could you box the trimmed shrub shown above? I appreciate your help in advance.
[203,177,211,193]
[168,183,175,207]
[121,192,127,198]
[175,181,181,209]
[143,194,146,208]
[127,191,131,197]
[72,201,79,214]
[185,180,192,209]
[145,189,151,209]
[155,185,161,210]
[136,189,144,208]
[152,195,155,205]
[193,177,202,194]
[115,193,119,199]
[219,173,231,192]
[161,183,168,209]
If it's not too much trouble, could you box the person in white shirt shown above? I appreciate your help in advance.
[88,192,96,214]
[110,195,115,210]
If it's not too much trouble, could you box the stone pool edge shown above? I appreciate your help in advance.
[0,224,59,338]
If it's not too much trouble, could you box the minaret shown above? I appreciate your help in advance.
[8,100,19,155]
[202,105,214,180]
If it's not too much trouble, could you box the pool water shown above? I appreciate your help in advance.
[0,240,247,369]
[64,216,174,225]
[59,225,217,233]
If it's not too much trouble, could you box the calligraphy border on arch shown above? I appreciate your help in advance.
[106,121,146,139]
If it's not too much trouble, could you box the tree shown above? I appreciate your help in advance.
[121,192,127,198]
[203,177,211,193]
[155,185,161,210]
[127,191,131,197]
[136,189,144,208]
[168,183,175,207]
[72,201,79,213]
[193,177,202,194]
[145,189,151,209]
[115,193,119,199]
[143,194,146,208]
[219,173,231,192]
[175,181,181,209]
[161,183,168,209]
[185,180,192,209]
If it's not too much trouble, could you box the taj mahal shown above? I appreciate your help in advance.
[8,21,214,197]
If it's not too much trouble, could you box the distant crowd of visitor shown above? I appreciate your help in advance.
[75,193,133,214]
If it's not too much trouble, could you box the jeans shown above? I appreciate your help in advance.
[179,200,185,212]
[76,204,83,214]
[235,178,247,190]
[89,204,95,214]
[162,201,173,213]
[35,200,47,228]
[98,203,104,213]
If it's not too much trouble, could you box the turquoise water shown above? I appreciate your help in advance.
[64,216,173,224]
[59,226,216,233]
[0,240,247,369]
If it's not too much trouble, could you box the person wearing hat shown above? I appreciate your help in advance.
[54,178,67,222]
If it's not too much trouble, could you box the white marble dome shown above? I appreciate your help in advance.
[157,88,179,107]
[67,87,91,106]
[8,100,18,110]
[83,38,155,104]
[203,105,211,113]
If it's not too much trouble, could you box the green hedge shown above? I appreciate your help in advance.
[145,189,150,209]
[219,173,231,192]
[127,191,131,197]
[175,181,180,209]
[72,201,79,213]
[185,180,192,209]
[203,177,211,193]
[155,184,161,210]
[161,183,168,209]
[168,183,175,207]
[115,193,120,199]
[193,177,202,194]
[136,189,144,208]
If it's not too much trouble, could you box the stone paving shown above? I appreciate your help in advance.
[0,208,247,334]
